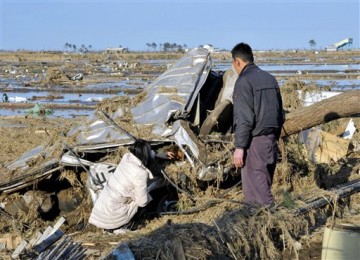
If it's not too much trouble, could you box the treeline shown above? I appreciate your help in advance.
[64,43,92,53]
[63,42,188,53]
[145,42,188,52]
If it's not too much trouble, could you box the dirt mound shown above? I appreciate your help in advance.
[43,67,72,84]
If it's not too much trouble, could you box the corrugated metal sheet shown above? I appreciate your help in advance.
[3,48,213,186]
[68,48,212,147]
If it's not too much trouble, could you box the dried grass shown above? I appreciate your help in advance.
[215,206,309,259]
[59,169,83,187]
[99,146,130,164]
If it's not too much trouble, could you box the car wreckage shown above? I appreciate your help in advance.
[0,48,240,222]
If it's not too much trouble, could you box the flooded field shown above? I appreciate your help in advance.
[0,50,359,118]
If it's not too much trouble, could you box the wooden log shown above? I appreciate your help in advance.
[282,90,360,137]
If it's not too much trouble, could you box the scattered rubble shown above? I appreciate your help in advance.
[0,49,359,259]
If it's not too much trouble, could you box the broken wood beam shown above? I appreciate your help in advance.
[282,90,360,137]
[11,240,28,259]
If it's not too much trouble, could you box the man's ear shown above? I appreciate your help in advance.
[234,57,242,67]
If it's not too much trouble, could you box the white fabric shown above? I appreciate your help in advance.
[89,153,153,229]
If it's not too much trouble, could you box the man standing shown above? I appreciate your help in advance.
[231,43,284,207]
[2,93,9,102]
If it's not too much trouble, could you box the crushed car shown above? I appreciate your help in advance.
[0,48,240,224]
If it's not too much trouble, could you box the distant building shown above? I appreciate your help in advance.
[105,47,129,54]
[199,44,215,52]
[326,38,353,51]
[325,45,337,52]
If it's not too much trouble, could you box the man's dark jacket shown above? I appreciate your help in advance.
[233,63,284,148]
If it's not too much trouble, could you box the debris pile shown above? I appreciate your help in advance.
[0,47,359,259]
[10,217,91,259]
[43,68,72,85]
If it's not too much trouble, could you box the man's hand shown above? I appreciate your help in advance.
[233,148,245,169]
[166,151,175,159]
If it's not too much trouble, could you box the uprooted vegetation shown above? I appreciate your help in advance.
[3,145,358,258]
[0,80,360,258]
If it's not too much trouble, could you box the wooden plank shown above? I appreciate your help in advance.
[11,240,28,259]
[26,231,43,250]
[48,217,66,237]
[35,226,53,245]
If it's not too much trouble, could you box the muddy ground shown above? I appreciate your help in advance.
[0,50,359,259]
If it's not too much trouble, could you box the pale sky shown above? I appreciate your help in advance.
[0,0,359,51]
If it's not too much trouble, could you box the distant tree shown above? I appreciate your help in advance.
[309,39,316,49]
[79,44,88,53]
[64,43,72,51]
[72,44,77,52]
[157,42,188,52]
[183,44,188,50]
[88,45,92,52]
[176,44,183,52]
[151,42,157,51]
[163,42,171,52]
[146,43,151,51]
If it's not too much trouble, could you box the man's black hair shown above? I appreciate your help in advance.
[129,139,151,167]
[231,43,254,63]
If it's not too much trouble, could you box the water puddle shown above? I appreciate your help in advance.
[86,80,147,91]
[0,91,116,104]
[0,107,92,118]
[0,61,359,118]
[213,62,360,72]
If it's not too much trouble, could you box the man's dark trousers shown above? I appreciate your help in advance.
[241,134,277,206]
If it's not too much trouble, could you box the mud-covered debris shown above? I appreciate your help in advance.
[43,67,70,84]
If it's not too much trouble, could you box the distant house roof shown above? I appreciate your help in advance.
[200,44,215,52]
[105,47,129,53]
